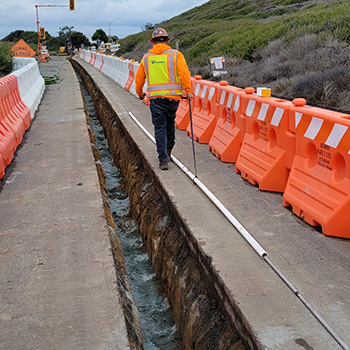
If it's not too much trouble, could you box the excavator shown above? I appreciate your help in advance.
[58,38,73,56]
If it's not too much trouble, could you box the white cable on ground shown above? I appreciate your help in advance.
[83,62,349,350]
[124,108,348,350]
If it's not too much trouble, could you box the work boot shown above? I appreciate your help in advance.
[159,161,168,170]
[167,149,172,162]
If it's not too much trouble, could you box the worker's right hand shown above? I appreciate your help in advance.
[187,93,193,100]
[139,93,146,100]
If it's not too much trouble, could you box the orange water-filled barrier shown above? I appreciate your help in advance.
[208,81,245,163]
[0,76,26,147]
[0,124,15,167]
[283,98,350,238]
[175,77,195,130]
[4,75,31,130]
[0,152,5,178]
[0,77,23,166]
[235,88,295,192]
[186,75,218,143]
[175,97,190,130]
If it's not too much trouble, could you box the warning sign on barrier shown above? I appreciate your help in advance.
[11,39,36,58]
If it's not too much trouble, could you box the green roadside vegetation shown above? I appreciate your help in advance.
[1,0,350,110]
[118,0,350,110]
[0,26,91,77]
[119,0,350,65]
[0,42,13,77]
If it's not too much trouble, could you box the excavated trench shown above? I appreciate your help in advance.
[80,78,179,350]
[71,58,260,350]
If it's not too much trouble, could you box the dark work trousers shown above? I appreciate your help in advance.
[150,98,180,163]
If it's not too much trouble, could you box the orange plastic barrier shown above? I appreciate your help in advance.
[175,97,190,130]
[0,76,28,147]
[0,151,5,179]
[0,78,18,166]
[283,98,350,239]
[175,77,195,130]
[234,88,295,192]
[124,62,135,92]
[4,75,31,130]
[208,81,245,163]
[0,124,15,167]
[186,75,218,143]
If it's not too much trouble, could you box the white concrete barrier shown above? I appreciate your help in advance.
[12,57,36,71]
[11,61,45,119]
[79,50,143,96]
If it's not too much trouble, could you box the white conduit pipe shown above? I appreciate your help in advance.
[87,67,349,350]
[127,107,349,350]
[126,109,266,257]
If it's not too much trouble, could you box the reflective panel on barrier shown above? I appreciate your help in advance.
[283,98,350,239]
[235,88,294,192]
[208,81,245,163]
[186,75,219,144]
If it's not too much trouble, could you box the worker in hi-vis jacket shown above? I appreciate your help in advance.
[135,28,193,170]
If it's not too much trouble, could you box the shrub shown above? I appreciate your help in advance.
[121,0,350,111]
[0,42,13,77]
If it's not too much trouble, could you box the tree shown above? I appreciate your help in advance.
[0,42,13,77]
[70,31,91,48]
[92,29,108,44]
[142,23,156,31]
[58,26,74,39]
[1,30,44,44]
[57,26,74,46]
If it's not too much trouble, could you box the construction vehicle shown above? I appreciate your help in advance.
[58,38,73,56]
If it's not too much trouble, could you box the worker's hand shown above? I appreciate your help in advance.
[187,93,193,100]
[139,93,146,100]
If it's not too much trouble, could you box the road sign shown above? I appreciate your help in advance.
[11,39,36,58]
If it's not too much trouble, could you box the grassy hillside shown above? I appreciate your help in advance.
[119,0,350,111]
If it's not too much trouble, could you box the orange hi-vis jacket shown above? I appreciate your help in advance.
[135,43,192,101]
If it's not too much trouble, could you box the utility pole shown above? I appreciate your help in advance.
[35,1,75,60]
[108,18,119,42]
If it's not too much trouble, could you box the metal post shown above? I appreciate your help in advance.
[35,4,71,60]
[35,5,41,59]
[108,18,119,42]
[188,97,198,177]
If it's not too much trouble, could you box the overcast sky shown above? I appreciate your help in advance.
[0,0,208,41]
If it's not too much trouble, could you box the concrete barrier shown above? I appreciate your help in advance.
[0,59,45,179]
[11,61,45,119]
[12,57,36,71]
